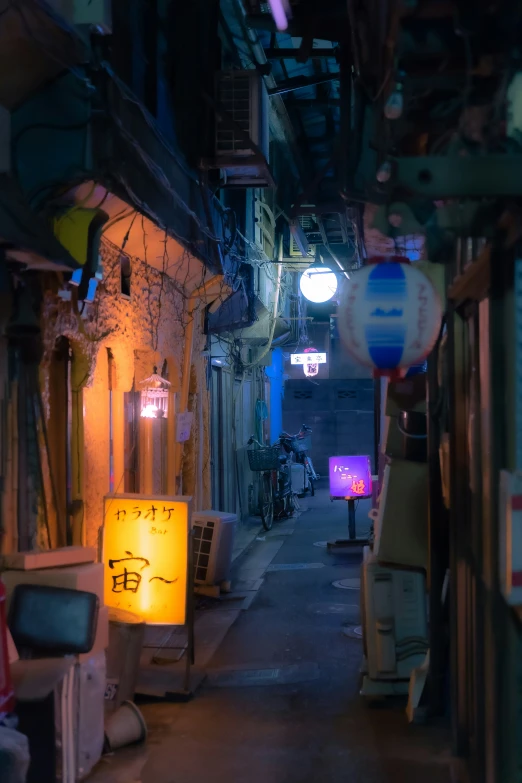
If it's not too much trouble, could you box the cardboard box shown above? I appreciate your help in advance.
[374,458,428,571]
[2,546,96,571]
[385,374,427,417]
[1,562,104,610]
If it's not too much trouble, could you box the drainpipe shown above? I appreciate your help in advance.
[140,417,154,495]
[197,388,204,509]
[176,275,224,493]
[65,341,73,547]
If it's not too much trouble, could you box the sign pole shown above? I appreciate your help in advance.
[184,528,195,693]
[348,498,356,540]
[327,498,369,550]
[168,523,194,702]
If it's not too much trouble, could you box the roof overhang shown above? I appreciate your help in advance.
[0,176,79,271]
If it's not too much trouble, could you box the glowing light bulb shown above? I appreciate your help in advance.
[384,85,403,120]
[299,266,338,304]
[376,161,392,183]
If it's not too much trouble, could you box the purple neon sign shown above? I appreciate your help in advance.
[329,455,372,499]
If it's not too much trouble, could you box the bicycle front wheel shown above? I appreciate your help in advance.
[260,473,274,531]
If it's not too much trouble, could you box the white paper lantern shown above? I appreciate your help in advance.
[337,258,442,376]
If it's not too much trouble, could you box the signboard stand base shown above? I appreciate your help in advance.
[159,529,195,703]
[327,499,369,550]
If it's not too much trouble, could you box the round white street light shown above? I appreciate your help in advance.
[299,264,338,304]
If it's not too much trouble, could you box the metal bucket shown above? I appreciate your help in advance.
[104,609,145,714]
[398,410,427,462]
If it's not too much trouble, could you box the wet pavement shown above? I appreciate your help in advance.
[93,487,455,783]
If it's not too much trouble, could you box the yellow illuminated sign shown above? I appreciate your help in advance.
[103,494,192,625]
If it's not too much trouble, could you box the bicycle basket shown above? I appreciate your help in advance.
[294,435,311,454]
[247,446,281,472]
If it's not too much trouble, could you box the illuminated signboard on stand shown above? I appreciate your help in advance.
[103,494,191,625]
[329,456,372,499]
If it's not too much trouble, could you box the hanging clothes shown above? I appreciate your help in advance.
[255,399,268,444]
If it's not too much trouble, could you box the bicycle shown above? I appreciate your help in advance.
[247,436,295,531]
[280,424,319,497]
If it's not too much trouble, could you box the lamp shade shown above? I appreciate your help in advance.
[337,258,442,376]
[299,264,338,303]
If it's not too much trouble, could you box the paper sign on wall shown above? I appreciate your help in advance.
[176,412,193,443]
[103,494,191,625]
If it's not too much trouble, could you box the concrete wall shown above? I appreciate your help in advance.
[282,378,375,476]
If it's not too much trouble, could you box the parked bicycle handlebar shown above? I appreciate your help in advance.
[279,424,312,440]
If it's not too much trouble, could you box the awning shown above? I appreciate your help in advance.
[0,176,79,271]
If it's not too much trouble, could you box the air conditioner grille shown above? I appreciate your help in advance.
[217,74,253,155]
[289,214,316,257]
[293,389,313,399]
[193,523,215,582]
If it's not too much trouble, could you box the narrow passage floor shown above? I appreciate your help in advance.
[112,488,455,783]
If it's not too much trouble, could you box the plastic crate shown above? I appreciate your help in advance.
[247,446,281,472]
[294,435,311,454]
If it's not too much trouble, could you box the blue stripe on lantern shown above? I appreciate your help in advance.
[368,345,404,368]
[366,263,407,301]
[364,324,406,369]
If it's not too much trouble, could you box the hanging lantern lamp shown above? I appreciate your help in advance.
[337,256,442,379]
[139,367,171,418]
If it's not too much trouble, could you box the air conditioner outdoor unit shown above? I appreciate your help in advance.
[360,546,428,697]
[289,213,316,258]
[192,511,237,586]
[215,71,272,188]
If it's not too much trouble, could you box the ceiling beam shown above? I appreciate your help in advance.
[268,73,338,96]
[294,202,346,216]
[291,98,341,106]
[263,47,338,60]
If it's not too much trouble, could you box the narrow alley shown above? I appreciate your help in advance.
[2,3,521,779]
[96,489,455,783]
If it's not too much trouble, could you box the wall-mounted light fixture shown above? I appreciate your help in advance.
[299,263,338,304]
[139,367,171,419]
